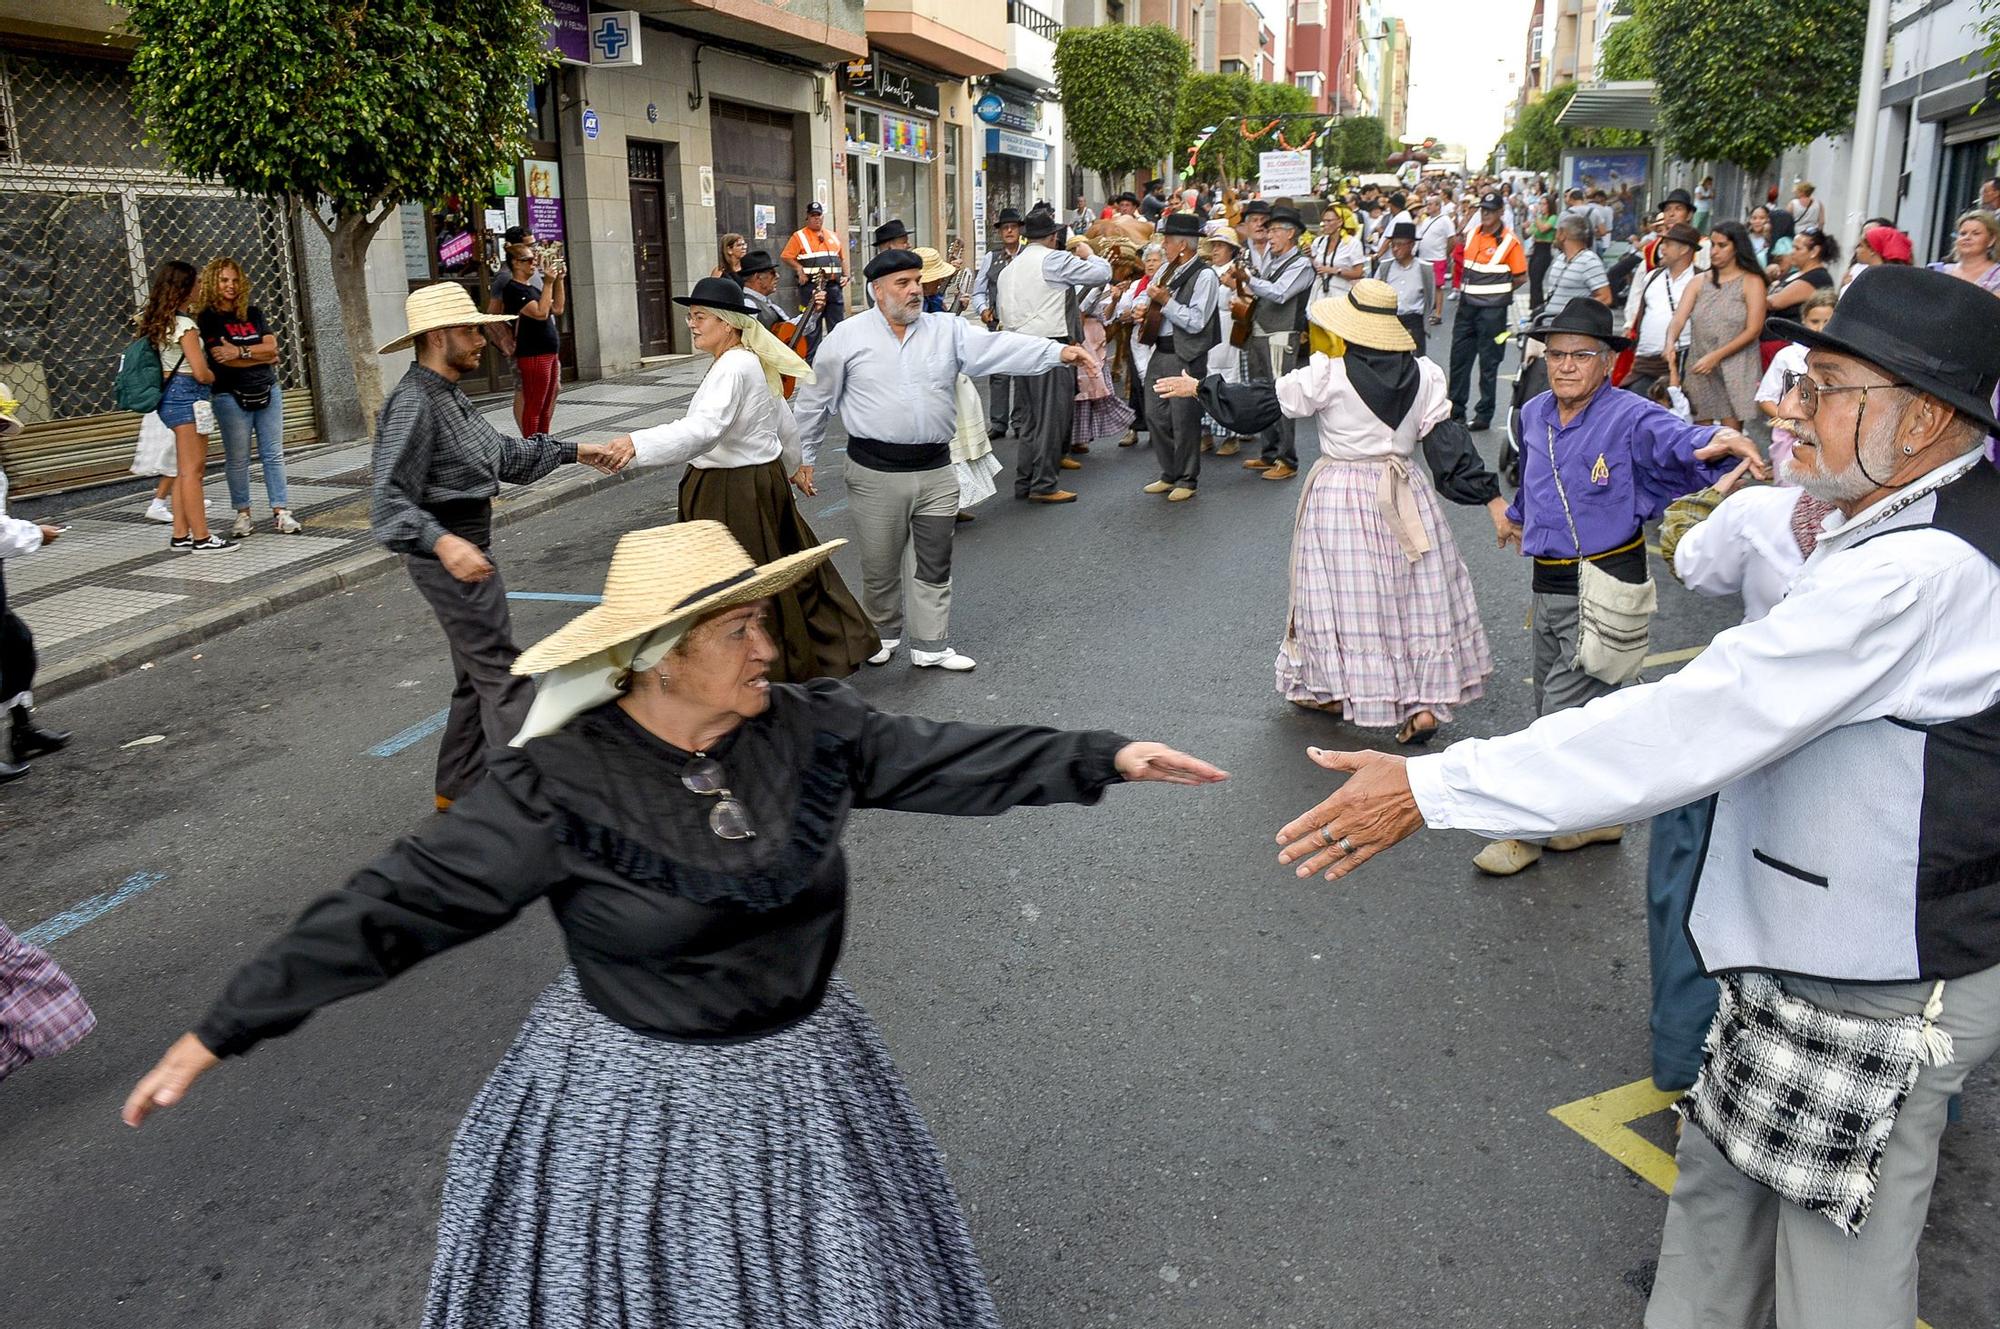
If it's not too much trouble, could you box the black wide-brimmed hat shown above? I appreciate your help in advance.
[1267,207,1305,233]
[674,275,756,313]
[1526,296,1633,351]
[1658,222,1703,249]
[1661,188,1695,211]
[1160,212,1205,239]
[1022,211,1062,239]
[993,206,1025,227]
[738,249,778,276]
[1770,264,2000,435]
[1388,221,1417,242]
[873,218,910,247]
[1240,199,1272,217]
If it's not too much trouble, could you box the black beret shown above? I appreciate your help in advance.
[864,248,925,281]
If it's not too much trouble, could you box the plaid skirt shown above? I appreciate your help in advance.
[1276,458,1494,728]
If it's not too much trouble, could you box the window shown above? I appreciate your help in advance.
[1296,0,1324,24]
[943,124,961,258]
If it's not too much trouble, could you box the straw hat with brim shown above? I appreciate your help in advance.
[378,282,515,354]
[0,381,22,440]
[514,521,845,677]
[1203,226,1242,252]
[914,247,956,284]
[1308,280,1415,353]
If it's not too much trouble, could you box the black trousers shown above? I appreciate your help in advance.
[0,563,34,708]
[1447,301,1511,426]
[404,553,535,801]
[1528,241,1553,313]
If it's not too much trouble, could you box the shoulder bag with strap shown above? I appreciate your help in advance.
[1629,267,1687,382]
[115,338,176,414]
[1544,423,1657,684]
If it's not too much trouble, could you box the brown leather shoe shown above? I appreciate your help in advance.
[1262,462,1298,480]
[1243,458,1273,471]
[1071,442,1090,455]
[1117,430,1139,447]
[1059,456,1083,470]
[1026,489,1079,504]
[1215,438,1241,456]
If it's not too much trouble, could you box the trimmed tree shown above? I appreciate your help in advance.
[126,0,555,427]
[1173,73,1258,184]
[1330,115,1387,173]
[1056,24,1192,193]
[1640,0,1867,170]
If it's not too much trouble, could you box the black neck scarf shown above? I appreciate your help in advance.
[1342,343,1421,429]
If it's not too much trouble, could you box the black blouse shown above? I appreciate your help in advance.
[194,681,1129,1055]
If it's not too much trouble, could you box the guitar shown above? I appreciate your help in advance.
[1228,254,1256,348]
[941,237,974,314]
[1138,259,1175,348]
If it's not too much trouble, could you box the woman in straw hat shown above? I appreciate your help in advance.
[611,276,877,682]
[124,520,1225,1327]
[1156,278,1511,744]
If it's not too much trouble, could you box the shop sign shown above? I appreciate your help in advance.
[845,54,939,115]
[524,158,566,242]
[975,90,1036,133]
[544,0,590,65]
[881,113,932,161]
[590,11,642,66]
[985,128,1048,162]
[582,108,600,141]
[438,229,475,269]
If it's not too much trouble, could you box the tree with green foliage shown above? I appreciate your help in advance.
[1056,25,1192,193]
[1596,8,1656,82]
[1329,115,1387,173]
[1171,73,1313,183]
[125,0,554,425]
[1640,0,1867,170]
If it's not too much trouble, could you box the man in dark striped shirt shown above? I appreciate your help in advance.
[370,284,629,810]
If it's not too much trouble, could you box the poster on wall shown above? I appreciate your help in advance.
[698,165,716,208]
[399,203,432,281]
[524,158,565,243]
[1258,150,1312,197]
[753,204,775,240]
[1564,149,1652,241]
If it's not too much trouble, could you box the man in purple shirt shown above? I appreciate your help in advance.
[1475,297,1766,875]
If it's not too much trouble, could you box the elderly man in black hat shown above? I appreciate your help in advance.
[872,218,912,252]
[1139,212,1223,501]
[970,206,1030,439]
[1238,197,1273,268]
[1239,205,1316,481]
[1275,261,2000,1329]
[737,248,815,333]
[794,247,1099,669]
[996,209,1112,503]
[1373,219,1433,354]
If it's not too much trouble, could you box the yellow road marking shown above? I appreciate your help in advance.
[1550,1078,1937,1328]
[1641,645,1705,669]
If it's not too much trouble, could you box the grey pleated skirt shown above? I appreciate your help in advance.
[421,969,1002,1329]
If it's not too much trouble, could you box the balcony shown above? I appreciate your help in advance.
[1005,0,1060,87]
[633,0,865,64]
[867,0,1006,78]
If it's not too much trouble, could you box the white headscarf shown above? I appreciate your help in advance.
[712,306,813,400]
[509,623,685,747]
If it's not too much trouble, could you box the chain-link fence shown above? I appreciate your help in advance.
[0,45,312,491]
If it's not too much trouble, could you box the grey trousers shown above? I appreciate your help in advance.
[843,462,958,650]
[1530,591,1623,716]
[405,553,534,801]
[1245,334,1298,465]
[1646,960,2000,1329]
[1012,363,1077,498]
[986,375,1030,436]
[1144,353,1203,487]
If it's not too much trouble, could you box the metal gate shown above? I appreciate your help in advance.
[710,100,799,257]
[0,45,315,495]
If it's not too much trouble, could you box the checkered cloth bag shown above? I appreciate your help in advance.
[0,921,96,1081]
[1678,972,1953,1236]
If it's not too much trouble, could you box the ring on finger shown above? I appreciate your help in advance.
[1319,824,1336,847]
[1337,836,1355,855]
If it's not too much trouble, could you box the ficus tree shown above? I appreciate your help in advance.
[126,0,554,427]
[1055,24,1192,194]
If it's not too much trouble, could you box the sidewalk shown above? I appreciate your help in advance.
[14,357,710,702]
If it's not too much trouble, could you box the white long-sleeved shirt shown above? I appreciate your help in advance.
[967,244,1023,320]
[1247,246,1315,303]
[629,347,801,476]
[1407,449,2000,839]
[1672,485,1808,623]
[792,308,1063,468]
[0,465,43,561]
[1157,259,1221,336]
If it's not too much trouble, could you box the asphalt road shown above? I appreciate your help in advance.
[2,307,1994,1329]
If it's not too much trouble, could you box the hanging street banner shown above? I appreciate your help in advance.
[1259,150,1312,196]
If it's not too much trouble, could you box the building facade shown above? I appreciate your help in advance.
[1289,0,1363,116]
[1382,17,1411,144]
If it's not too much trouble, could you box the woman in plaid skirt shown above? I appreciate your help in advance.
[1157,280,1513,744]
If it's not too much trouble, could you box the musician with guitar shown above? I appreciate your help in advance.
[1137,212,1222,502]
[1241,207,1317,481]
[740,249,823,398]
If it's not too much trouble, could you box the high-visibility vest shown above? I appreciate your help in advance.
[1461,228,1522,305]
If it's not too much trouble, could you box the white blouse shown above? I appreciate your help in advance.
[630,347,800,474]
[1272,353,1451,460]
[0,465,45,561]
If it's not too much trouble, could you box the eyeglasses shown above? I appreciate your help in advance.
[682,755,756,840]
[1543,349,1606,366]
[1777,370,1906,419]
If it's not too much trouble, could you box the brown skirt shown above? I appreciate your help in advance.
[678,461,878,682]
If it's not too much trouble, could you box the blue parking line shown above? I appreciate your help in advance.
[368,708,450,757]
[22,872,168,947]
[506,592,603,604]
[817,500,848,518]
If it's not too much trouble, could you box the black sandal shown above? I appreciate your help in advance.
[1396,713,1440,746]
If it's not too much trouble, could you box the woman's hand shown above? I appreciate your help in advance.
[1276,747,1426,882]
[1152,372,1201,400]
[1692,351,1722,377]
[122,1033,221,1127]
[1114,743,1229,786]
[790,464,816,497]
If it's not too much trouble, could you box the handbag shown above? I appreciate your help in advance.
[1546,424,1657,684]
[129,411,178,477]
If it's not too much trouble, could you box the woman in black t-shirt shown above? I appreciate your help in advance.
[197,257,299,536]
[489,243,566,436]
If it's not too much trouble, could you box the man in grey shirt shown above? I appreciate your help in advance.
[1373,221,1435,353]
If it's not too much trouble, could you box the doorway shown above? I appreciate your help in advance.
[628,140,674,357]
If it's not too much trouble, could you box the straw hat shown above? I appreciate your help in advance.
[1203,226,1242,252]
[914,246,956,284]
[1307,279,1415,353]
[512,521,844,676]
[378,282,516,354]
[0,381,22,440]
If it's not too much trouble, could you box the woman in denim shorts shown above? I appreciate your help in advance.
[138,260,234,550]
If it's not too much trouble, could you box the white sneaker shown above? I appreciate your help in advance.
[866,638,901,666]
[230,510,255,539]
[144,498,173,523]
[272,509,302,534]
[911,647,976,671]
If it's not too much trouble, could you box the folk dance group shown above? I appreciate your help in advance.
[104,218,2000,1329]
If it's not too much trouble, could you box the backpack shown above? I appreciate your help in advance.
[114,337,169,414]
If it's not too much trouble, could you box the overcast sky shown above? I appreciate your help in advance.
[1395,0,1539,164]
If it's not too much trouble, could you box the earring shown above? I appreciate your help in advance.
[1903,445,1916,454]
